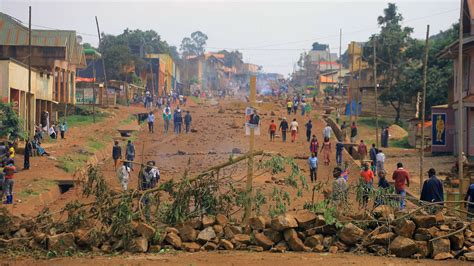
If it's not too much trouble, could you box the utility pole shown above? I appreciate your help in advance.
[339,29,342,100]
[458,0,465,200]
[27,6,32,137]
[349,42,355,122]
[95,16,109,107]
[356,53,362,121]
[419,25,430,194]
[92,53,96,123]
[373,38,379,148]
[244,75,256,223]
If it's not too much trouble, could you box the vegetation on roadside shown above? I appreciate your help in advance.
[0,102,26,140]
[17,179,57,198]
[389,136,411,149]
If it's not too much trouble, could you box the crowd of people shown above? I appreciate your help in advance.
[267,94,474,217]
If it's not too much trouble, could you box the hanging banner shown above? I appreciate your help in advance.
[432,113,446,146]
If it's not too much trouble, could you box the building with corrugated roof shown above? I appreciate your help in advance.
[0,12,86,133]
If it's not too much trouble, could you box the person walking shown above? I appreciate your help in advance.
[320,137,332,166]
[163,105,171,133]
[279,117,289,142]
[375,170,391,206]
[336,109,341,124]
[286,100,293,115]
[358,140,368,163]
[49,123,57,139]
[341,121,348,142]
[174,107,183,134]
[376,149,386,172]
[464,182,474,220]
[290,118,299,143]
[382,126,389,148]
[112,140,122,170]
[301,101,307,116]
[23,139,32,170]
[392,162,410,210]
[359,163,374,208]
[2,165,15,204]
[293,99,299,114]
[331,167,348,204]
[60,122,67,139]
[309,135,319,156]
[125,140,135,169]
[117,162,131,191]
[335,139,344,166]
[184,111,192,133]
[269,120,277,142]
[147,112,155,133]
[308,153,318,183]
[369,144,378,170]
[350,122,358,143]
[323,123,332,140]
[420,168,444,209]
[305,120,312,142]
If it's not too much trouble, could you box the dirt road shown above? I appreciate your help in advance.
[6,251,469,266]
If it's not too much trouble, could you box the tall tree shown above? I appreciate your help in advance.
[180,31,208,56]
[364,3,417,123]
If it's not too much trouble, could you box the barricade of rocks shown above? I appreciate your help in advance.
[1,206,474,261]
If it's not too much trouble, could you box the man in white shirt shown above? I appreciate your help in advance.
[117,162,131,191]
[290,119,299,142]
[323,124,332,139]
[376,149,386,172]
[147,112,155,133]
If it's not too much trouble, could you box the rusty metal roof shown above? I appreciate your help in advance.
[0,12,85,68]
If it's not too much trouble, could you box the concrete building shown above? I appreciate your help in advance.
[435,0,474,155]
[0,58,54,133]
[0,12,86,133]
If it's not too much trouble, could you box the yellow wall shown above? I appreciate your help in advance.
[348,41,369,71]
[158,54,174,94]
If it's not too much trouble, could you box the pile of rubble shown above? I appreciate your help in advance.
[1,206,474,261]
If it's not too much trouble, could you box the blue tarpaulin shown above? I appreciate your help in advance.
[345,101,361,116]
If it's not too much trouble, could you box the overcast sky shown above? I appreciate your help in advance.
[1,0,459,75]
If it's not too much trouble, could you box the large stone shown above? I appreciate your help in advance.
[165,232,182,249]
[415,241,430,258]
[135,222,156,240]
[373,232,396,245]
[249,216,266,230]
[197,227,216,242]
[304,234,324,248]
[149,245,161,253]
[129,237,148,253]
[224,226,235,239]
[389,236,417,258]
[178,225,197,242]
[286,233,307,251]
[234,234,251,244]
[449,233,464,250]
[182,242,201,252]
[185,218,203,229]
[215,214,228,226]
[283,229,298,242]
[202,215,216,227]
[394,220,416,238]
[293,210,317,229]
[263,229,282,244]
[434,252,453,260]
[373,205,394,220]
[465,251,474,261]
[323,236,334,248]
[166,227,179,235]
[254,233,274,250]
[229,225,243,235]
[202,242,218,251]
[339,223,364,246]
[270,214,298,232]
[219,239,234,250]
[431,238,450,258]
[47,233,76,253]
[413,215,437,228]
[213,225,224,237]
[414,233,431,241]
